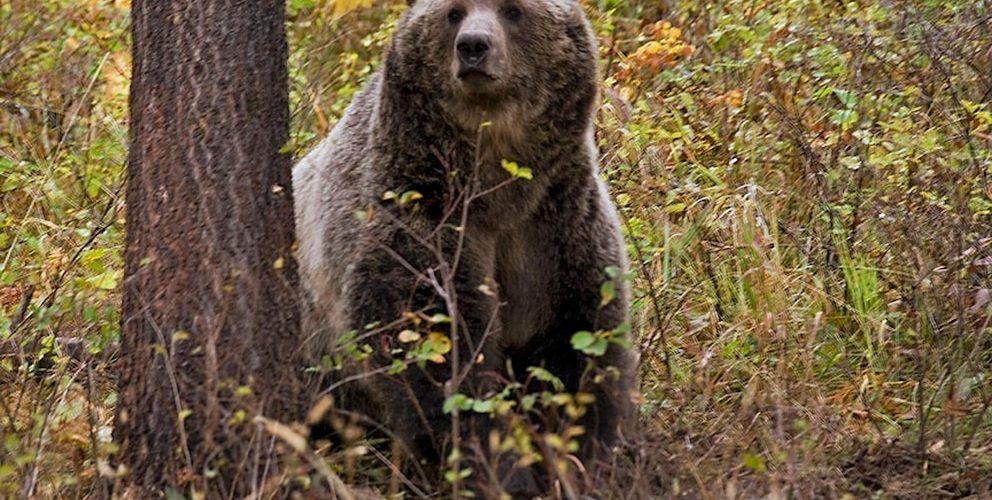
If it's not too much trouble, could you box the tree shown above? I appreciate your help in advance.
[115,0,301,495]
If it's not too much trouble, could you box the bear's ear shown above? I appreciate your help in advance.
[406,0,416,5]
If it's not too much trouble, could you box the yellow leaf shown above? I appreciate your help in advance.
[501,159,519,176]
[254,416,307,453]
[427,332,452,354]
[329,0,374,16]
[398,329,420,343]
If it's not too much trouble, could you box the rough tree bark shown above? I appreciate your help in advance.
[116,0,300,495]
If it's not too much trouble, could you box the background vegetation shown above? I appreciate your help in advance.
[2,0,990,497]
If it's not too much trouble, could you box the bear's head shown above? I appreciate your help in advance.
[384,0,598,134]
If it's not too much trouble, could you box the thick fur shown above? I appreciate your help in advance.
[294,0,634,491]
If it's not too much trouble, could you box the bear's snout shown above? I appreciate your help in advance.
[456,32,490,69]
[450,7,505,84]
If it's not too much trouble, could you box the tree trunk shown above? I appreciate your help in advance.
[116,0,300,495]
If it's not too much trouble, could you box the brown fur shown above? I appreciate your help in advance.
[294,0,634,493]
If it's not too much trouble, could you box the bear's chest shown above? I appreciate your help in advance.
[494,224,558,348]
[461,119,540,185]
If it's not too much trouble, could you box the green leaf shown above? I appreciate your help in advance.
[164,488,187,500]
[600,281,616,307]
[443,394,472,414]
[428,313,451,324]
[80,248,107,267]
[471,398,494,413]
[604,266,620,279]
[571,331,608,357]
[830,108,859,128]
[85,176,102,199]
[399,190,423,205]
[612,322,632,335]
[521,394,537,411]
[571,331,595,350]
[444,466,473,483]
[87,270,118,290]
[742,452,766,473]
[832,88,857,108]
[289,0,316,12]
[526,366,564,391]
[388,359,406,375]
[585,338,608,356]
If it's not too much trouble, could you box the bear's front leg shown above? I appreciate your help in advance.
[346,220,508,482]
[510,200,635,467]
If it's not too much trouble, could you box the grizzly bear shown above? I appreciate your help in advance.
[293,0,634,493]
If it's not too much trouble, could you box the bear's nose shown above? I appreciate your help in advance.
[456,33,490,68]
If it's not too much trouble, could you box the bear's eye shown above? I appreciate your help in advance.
[447,8,464,24]
[501,5,522,21]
